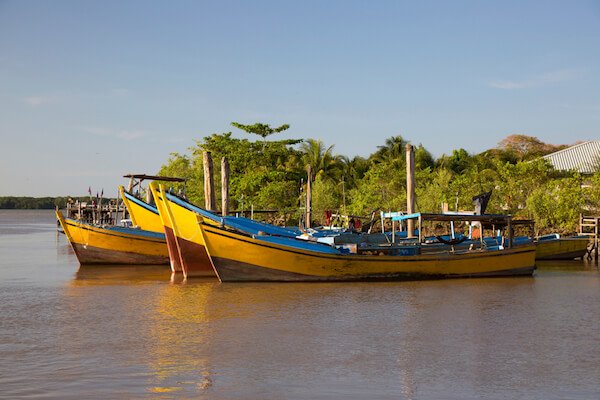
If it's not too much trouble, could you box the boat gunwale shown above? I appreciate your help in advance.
[121,187,160,216]
[63,217,166,243]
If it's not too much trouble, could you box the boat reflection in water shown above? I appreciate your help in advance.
[70,265,217,396]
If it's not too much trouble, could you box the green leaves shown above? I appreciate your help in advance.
[156,128,592,230]
[231,122,290,139]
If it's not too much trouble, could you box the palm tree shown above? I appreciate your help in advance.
[299,139,343,181]
[370,135,407,166]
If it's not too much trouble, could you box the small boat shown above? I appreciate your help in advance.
[119,174,188,233]
[506,220,589,260]
[149,182,215,277]
[119,174,188,272]
[197,212,537,282]
[149,183,303,278]
[56,210,169,265]
[534,234,590,260]
[119,185,164,233]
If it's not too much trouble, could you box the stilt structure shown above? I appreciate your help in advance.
[579,214,599,260]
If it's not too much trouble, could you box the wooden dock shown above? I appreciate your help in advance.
[65,199,128,225]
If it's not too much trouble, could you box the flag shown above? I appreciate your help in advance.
[101,188,104,197]
[88,186,92,195]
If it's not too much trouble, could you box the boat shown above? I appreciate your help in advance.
[149,182,215,277]
[56,209,169,265]
[149,183,304,278]
[197,212,537,282]
[534,234,590,260]
[119,174,188,272]
[118,174,187,233]
[383,213,589,261]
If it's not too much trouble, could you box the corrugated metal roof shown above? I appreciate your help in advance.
[542,141,600,174]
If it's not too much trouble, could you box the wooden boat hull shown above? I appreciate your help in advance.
[535,236,589,260]
[199,223,537,282]
[57,211,169,265]
[149,184,214,277]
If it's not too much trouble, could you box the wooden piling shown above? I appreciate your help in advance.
[306,165,312,229]
[406,144,415,238]
[221,157,229,217]
[203,151,216,212]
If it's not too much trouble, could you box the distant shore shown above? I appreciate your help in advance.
[0,196,116,210]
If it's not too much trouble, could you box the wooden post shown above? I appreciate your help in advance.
[595,217,599,261]
[507,217,512,249]
[203,151,216,212]
[406,144,415,238]
[221,157,229,217]
[306,165,312,229]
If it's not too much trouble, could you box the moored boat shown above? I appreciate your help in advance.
[119,175,188,272]
[535,234,590,260]
[198,212,537,282]
[149,183,216,277]
[56,210,169,265]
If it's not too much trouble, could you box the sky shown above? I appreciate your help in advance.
[1,0,599,196]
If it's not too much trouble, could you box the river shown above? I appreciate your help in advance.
[1,210,599,399]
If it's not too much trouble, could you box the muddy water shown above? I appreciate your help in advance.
[1,210,599,399]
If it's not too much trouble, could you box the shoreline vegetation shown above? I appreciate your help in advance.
[0,197,116,210]
[4,123,599,234]
[156,124,599,234]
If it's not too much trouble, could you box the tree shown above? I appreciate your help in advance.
[497,134,566,161]
[298,139,343,181]
[437,148,472,174]
[414,144,435,171]
[370,135,407,165]
[526,176,584,233]
[231,122,290,140]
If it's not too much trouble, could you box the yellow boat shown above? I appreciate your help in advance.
[119,174,188,273]
[56,210,169,265]
[535,235,590,260]
[149,183,215,278]
[119,185,164,233]
[197,212,537,282]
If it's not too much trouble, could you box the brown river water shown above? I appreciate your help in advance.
[1,210,599,399]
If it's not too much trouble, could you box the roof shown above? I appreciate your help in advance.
[542,141,600,174]
[123,174,187,182]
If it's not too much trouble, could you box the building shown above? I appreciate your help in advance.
[542,140,600,174]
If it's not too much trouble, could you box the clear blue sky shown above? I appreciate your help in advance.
[1,0,599,196]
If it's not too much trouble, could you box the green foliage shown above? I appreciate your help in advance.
[526,176,584,233]
[311,175,343,224]
[159,129,303,219]
[231,122,290,139]
[348,162,406,216]
[415,168,454,212]
[153,127,592,231]
[298,138,343,181]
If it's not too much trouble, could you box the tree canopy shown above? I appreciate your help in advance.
[154,125,594,232]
